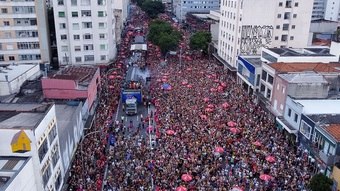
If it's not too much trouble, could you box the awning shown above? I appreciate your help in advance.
[212,53,237,72]
[276,117,298,134]
[130,44,147,51]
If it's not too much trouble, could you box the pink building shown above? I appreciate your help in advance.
[42,66,101,110]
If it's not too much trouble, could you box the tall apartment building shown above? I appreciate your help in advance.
[217,0,313,71]
[174,0,220,21]
[312,0,326,20]
[0,0,51,65]
[53,0,117,65]
[325,0,340,22]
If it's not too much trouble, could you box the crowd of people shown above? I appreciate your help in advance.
[68,3,314,191]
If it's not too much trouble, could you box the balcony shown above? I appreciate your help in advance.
[319,150,336,166]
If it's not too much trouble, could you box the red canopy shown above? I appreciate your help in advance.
[229,128,240,134]
[260,174,272,181]
[186,84,193,88]
[203,97,209,102]
[176,186,187,191]
[166,130,175,135]
[266,156,276,163]
[214,146,224,153]
[181,174,192,182]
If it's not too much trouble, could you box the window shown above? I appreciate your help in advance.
[61,46,68,51]
[99,33,106,39]
[73,35,80,40]
[290,36,294,40]
[285,0,292,8]
[58,0,64,5]
[293,14,297,18]
[82,22,92,28]
[0,55,4,61]
[100,55,106,60]
[58,11,65,17]
[71,0,77,6]
[17,42,39,49]
[267,75,274,84]
[55,173,62,190]
[83,44,93,50]
[98,11,106,17]
[284,12,291,19]
[1,8,8,14]
[74,46,81,51]
[98,0,105,5]
[276,25,280,29]
[75,57,82,62]
[81,0,91,5]
[9,56,15,61]
[48,125,57,143]
[3,21,9,26]
[281,35,288,42]
[288,108,291,117]
[38,139,49,161]
[282,24,289,30]
[98,22,106,29]
[294,2,298,7]
[42,163,52,186]
[30,19,37,25]
[294,114,298,122]
[260,84,265,93]
[266,89,271,99]
[81,10,91,17]
[100,44,107,50]
[277,14,281,18]
[72,23,79,30]
[51,146,59,167]
[16,30,39,38]
[72,11,78,17]
[291,25,295,29]
[84,55,94,61]
[83,34,92,40]
[275,36,279,40]
[300,121,312,139]
[261,70,267,81]
[279,2,283,6]
[61,35,67,40]
[59,23,66,29]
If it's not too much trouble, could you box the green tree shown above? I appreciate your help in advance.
[157,33,178,56]
[189,31,212,54]
[308,173,333,191]
[335,28,340,42]
[141,0,165,19]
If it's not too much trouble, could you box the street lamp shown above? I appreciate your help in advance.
[80,130,101,188]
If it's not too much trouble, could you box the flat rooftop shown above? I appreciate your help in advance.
[278,72,328,84]
[0,103,52,129]
[307,114,340,124]
[269,62,340,73]
[295,99,340,115]
[0,156,30,190]
[0,64,39,82]
[48,66,98,86]
[242,57,262,67]
[267,48,333,57]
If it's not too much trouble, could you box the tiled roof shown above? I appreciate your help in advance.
[324,124,340,142]
[269,62,340,73]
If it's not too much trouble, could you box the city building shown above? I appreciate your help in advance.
[113,0,130,45]
[309,19,338,46]
[217,0,314,71]
[324,0,340,22]
[0,156,38,191]
[0,0,51,66]
[236,56,262,94]
[0,103,64,191]
[0,64,41,96]
[41,66,101,114]
[208,10,220,54]
[52,0,117,65]
[174,0,220,22]
[312,0,326,20]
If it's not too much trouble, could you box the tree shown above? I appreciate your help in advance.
[308,173,333,191]
[148,20,182,57]
[141,0,165,19]
[189,31,212,54]
[335,28,340,42]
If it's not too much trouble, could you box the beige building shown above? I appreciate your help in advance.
[0,0,51,66]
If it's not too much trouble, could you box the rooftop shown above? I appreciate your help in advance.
[311,19,339,23]
[0,64,40,82]
[322,124,340,142]
[242,57,262,67]
[267,48,333,57]
[0,103,52,129]
[48,66,98,86]
[278,72,329,84]
[307,114,340,125]
[0,156,30,190]
[269,62,340,73]
[295,99,340,115]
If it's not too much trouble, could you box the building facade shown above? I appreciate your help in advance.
[217,0,313,70]
[312,0,326,20]
[0,0,51,65]
[0,103,64,191]
[53,0,117,65]
[174,0,220,21]
[324,0,340,22]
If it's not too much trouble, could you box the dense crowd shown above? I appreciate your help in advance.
[69,4,314,191]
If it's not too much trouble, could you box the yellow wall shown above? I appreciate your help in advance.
[332,166,340,190]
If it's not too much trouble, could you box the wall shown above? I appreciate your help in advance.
[284,96,303,130]
[277,55,339,63]
[5,158,38,191]
[325,0,340,21]
[42,78,88,100]
[287,83,329,99]
[310,21,338,33]
[330,41,340,61]
[271,75,288,116]
[36,0,51,63]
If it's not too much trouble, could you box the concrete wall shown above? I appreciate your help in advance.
[310,21,338,33]
[284,96,303,130]
[287,83,329,99]
[325,0,340,21]
[5,158,38,191]
[271,75,288,116]
[330,41,340,62]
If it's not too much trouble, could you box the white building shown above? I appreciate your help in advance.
[174,0,220,21]
[0,103,64,191]
[0,63,41,96]
[217,0,314,71]
[312,0,326,20]
[0,0,51,65]
[53,0,118,65]
[113,0,130,44]
[0,156,38,191]
[325,0,340,22]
